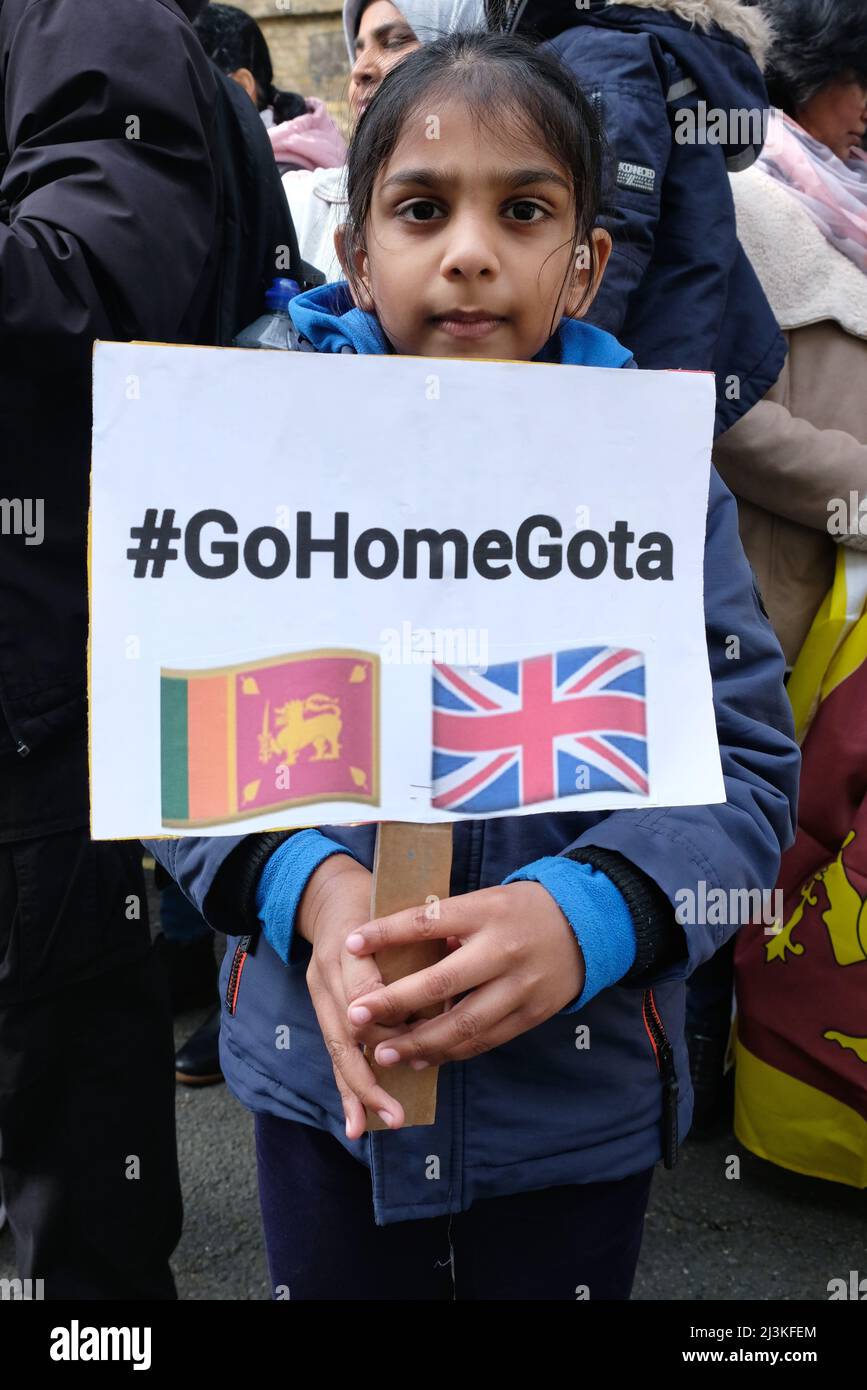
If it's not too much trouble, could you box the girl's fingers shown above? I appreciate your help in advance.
[341,932,385,1003]
[344,894,477,957]
[348,1017,411,1047]
[318,1015,366,1139]
[371,980,525,1067]
[346,940,495,1029]
[335,1078,367,1141]
[341,936,412,1043]
[334,1045,405,1132]
[309,981,406,1133]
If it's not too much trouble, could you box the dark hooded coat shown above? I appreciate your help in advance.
[0,0,248,833]
[512,0,788,436]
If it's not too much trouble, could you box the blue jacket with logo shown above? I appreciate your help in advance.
[145,284,799,1225]
[528,0,787,435]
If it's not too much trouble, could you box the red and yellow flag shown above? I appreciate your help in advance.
[160,649,379,827]
[735,551,867,1187]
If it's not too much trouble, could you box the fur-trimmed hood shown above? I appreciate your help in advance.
[520,0,774,165]
[610,1,773,67]
[510,0,773,68]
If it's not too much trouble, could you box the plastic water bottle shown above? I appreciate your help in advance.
[233,277,302,350]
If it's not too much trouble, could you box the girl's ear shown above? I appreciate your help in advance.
[334,224,375,312]
[565,228,613,320]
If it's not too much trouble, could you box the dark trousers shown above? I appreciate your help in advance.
[255,1112,654,1301]
[0,830,182,1299]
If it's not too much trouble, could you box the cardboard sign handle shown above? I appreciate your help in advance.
[364,821,453,1129]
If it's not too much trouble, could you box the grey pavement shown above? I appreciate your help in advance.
[1,875,865,1299]
[3,998,865,1300]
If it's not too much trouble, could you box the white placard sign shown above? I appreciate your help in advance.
[89,342,723,838]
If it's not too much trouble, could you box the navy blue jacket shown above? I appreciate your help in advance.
[541,3,786,435]
[146,286,799,1226]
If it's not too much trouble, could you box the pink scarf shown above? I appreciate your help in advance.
[758,110,867,275]
[268,98,347,174]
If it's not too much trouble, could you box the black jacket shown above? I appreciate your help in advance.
[0,0,290,830]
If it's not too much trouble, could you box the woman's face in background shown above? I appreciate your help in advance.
[797,73,867,161]
[348,1,421,120]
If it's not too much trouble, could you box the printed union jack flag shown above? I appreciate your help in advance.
[431,647,648,813]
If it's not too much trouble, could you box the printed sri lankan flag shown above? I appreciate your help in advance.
[734,550,867,1188]
[160,649,379,827]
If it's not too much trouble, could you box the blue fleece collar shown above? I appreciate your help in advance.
[289,281,633,369]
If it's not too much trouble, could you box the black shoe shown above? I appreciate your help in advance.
[175,1006,224,1087]
[686,1032,734,1139]
[154,931,218,1015]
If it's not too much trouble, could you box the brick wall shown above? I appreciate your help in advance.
[216,0,350,130]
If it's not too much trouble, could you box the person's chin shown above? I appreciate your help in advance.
[428,338,513,361]
[422,324,516,360]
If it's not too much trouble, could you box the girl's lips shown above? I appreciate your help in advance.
[434,315,505,340]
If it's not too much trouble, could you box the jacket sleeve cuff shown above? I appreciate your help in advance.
[502,855,636,1011]
[255,830,363,964]
[202,830,303,935]
[562,846,687,985]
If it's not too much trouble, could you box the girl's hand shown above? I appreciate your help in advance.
[297,855,413,1138]
[343,882,585,1067]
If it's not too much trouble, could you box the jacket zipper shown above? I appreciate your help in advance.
[642,987,679,1170]
[225,934,252,1015]
[0,685,30,756]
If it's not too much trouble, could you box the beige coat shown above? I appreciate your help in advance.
[713,165,867,665]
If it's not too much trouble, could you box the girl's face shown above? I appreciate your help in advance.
[797,73,867,161]
[339,96,611,361]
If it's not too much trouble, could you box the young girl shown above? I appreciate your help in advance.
[149,31,799,1300]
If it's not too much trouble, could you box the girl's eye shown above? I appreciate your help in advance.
[396,200,445,223]
[504,200,548,223]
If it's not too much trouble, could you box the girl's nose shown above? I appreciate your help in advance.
[439,218,500,281]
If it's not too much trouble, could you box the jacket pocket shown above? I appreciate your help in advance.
[641,988,679,1170]
[225,934,252,1015]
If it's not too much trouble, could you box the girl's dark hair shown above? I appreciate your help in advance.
[759,0,867,114]
[194,2,307,122]
[342,31,606,327]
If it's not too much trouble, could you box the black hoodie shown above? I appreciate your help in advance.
[0,0,221,826]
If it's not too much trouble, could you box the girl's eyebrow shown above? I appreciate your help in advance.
[380,167,571,193]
